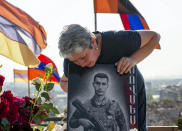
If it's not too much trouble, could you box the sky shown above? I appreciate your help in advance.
[0,0,182,82]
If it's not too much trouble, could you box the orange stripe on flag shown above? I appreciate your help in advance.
[28,68,44,80]
[14,70,28,75]
[139,17,160,49]
[94,0,118,13]
[155,44,161,49]
[14,69,28,83]
[139,16,150,30]
[0,0,47,49]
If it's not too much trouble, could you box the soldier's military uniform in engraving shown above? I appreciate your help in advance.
[69,73,127,131]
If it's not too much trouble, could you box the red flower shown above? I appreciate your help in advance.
[1,90,14,102]
[0,74,5,87]
[0,90,47,130]
[0,91,19,122]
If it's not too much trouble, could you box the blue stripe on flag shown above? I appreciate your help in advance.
[14,73,28,78]
[0,15,41,56]
[128,15,144,30]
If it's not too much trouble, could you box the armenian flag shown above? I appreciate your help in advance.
[94,0,160,49]
[14,69,28,83]
[0,0,47,67]
[28,54,60,84]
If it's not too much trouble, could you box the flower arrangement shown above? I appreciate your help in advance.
[0,91,34,131]
[0,63,60,131]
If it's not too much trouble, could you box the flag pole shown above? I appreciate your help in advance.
[94,13,97,31]
[93,0,97,31]
[28,67,30,97]
[13,69,15,88]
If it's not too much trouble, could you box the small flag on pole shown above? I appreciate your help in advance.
[28,54,60,85]
[14,69,28,83]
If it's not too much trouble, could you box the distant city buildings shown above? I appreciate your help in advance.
[160,85,182,101]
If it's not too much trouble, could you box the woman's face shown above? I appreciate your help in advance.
[68,37,100,67]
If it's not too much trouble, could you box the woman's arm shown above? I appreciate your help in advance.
[115,30,160,74]
[60,74,68,92]
[130,30,160,63]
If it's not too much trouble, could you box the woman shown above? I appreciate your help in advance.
[58,24,160,131]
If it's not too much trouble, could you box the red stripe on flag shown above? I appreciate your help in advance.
[38,54,57,68]
[120,14,130,30]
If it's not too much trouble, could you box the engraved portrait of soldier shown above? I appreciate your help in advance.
[69,72,127,131]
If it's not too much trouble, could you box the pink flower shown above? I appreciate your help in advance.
[0,74,5,87]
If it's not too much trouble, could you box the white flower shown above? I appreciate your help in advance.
[50,123,67,131]
[130,128,138,131]
[32,77,43,85]
[43,127,48,131]
[54,125,63,131]
[43,123,67,131]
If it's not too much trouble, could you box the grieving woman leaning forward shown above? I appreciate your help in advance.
[58,24,160,131]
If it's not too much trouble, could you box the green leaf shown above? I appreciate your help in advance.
[48,75,52,81]
[29,100,34,104]
[33,111,48,122]
[31,125,45,130]
[40,103,53,113]
[33,115,41,124]
[35,84,41,91]
[37,97,42,105]
[51,107,60,114]
[0,86,2,93]
[44,104,50,113]
[39,113,48,120]
[45,68,50,74]
[41,92,50,101]
[52,69,56,73]
[47,103,53,109]
[0,118,10,131]
[39,74,44,78]
[40,104,48,112]
[44,83,54,92]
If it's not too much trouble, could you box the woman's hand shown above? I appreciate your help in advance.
[115,57,136,74]
[60,74,68,92]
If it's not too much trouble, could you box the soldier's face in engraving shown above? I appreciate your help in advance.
[93,77,108,96]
